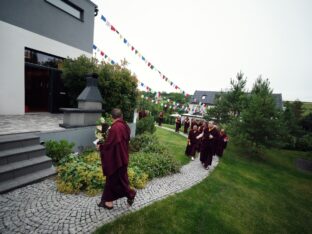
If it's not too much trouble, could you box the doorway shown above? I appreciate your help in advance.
[24,48,67,113]
[25,65,50,112]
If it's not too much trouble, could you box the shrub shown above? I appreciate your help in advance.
[128,167,149,189]
[136,116,156,135]
[129,132,158,152]
[56,151,149,195]
[56,152,104,195]
[129,151,181,179]
[45,140,75,164]
[295,134,312,151]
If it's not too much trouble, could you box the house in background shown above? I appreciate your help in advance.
[189,90,283,114]
[0,0,97,115]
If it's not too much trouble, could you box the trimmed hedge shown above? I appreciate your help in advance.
[136,116,156,135]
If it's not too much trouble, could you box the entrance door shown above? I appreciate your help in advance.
[25,65,50,112]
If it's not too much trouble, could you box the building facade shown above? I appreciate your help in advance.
[0,0,97,114]
[189,90,283,114]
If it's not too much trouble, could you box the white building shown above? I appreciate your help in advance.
[0,0,97,115]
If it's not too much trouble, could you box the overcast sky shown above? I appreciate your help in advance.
[93,0,312,101]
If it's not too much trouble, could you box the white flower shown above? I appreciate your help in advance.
[100,117,105,124]
[95,132,103,140]
[96,125,102,131]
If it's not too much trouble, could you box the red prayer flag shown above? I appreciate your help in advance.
[111,25,116,31]
[100,51,104,56]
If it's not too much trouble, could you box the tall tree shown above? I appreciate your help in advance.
[207,71,247,123]
[291,100,304,121]
[232,77,283,149]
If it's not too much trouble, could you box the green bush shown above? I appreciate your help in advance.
[129,132,181,178]
[45,140,75,164]
[56,151,149,195]
[129,151,180,179]
[295,134,312,151]
[129,132,158,152]
[56,152,104,195]
[136,116,156,135]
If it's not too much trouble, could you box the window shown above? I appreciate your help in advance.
[46,0,84,21]
[25,48,64,69]
[202,95,206,100]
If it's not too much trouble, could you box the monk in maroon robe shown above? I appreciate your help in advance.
[97,108,136,209]
[158,111,164,126]
[175,117,181,132]
[185,125,199,160]
[198,121,219,169]
[190,119,197,129]
[216,129,228,157]
[183,117,190,134]
[197,122,204,154]
[138,110,147,120]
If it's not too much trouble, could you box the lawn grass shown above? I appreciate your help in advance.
[162,123,176,130]
[155,127,190,165]
[95,130,312,234]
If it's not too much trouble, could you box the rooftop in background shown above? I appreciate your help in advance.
[192,90,283,109]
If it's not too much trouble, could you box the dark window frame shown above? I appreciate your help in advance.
[25,47,64,70]
[45,0,84,22]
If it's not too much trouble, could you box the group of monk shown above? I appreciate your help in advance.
[184,119,228,170]
[97,110,228,210]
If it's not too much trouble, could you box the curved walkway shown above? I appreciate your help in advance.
[0,127,219,234]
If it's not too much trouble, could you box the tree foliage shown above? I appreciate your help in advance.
[61,56,138,122]
[207,71,247,123]
[233,77,283,149]
[62,55,98,106]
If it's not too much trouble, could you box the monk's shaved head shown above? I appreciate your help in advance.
[111,108,123,119]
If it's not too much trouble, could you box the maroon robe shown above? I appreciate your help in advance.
[185,130,199,156]
[197,125,204,153]
[200,127,219,167]
[183,119,190,133]
[216,133,228,157]
[175,119,181,132]
[99,118,136,202]
[190,121,196,129]
[158,113,164,126]
[138,110,147,120]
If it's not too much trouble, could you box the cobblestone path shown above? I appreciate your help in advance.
[0,127,219,233]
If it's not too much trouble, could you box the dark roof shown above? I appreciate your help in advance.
[192,90,283,109]
[272,93,283,109]
[191,91,221,105]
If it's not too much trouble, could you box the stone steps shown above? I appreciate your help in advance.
[0,133,56,194]
[0,145,45,165]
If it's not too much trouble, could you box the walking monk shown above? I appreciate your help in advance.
[198,121,219,170]
[183,117,190,134]
[175,117,182,132]
[216,129,229,157]
[185,125,199,160]
[97,108,136,209]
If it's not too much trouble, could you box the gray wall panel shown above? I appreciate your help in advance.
[0,0,96,53]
